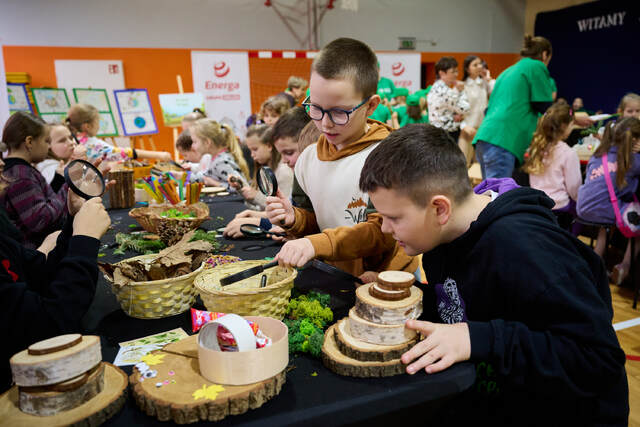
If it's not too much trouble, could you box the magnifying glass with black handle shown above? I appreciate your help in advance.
[64,159,106,200]
[257,166,286,225]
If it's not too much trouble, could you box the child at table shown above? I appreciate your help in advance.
[229,124,293,211]
[358,123,628,425]
[66,103,172,163]
[577,117,640,285]
[36,122,87,185]
[522,103,580,218]
[0,145,111,392]
[224,107,312,238]
[189,118,250,190]
[265,38,417,279]
[180,108,206,131]
[0,113,68,248]
[175,129,212,174]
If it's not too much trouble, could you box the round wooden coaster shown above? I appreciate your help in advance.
[348,308,417,345]
[355,283,423,325]
[28,334,82,356]
[333,318,418,362]
[377,271,415,290]
[11,335,101,387]
[130,335,286,424]
[201,186,225,194]
[322,323,407,377]
[0,362,127,427]
[368,284,410,301]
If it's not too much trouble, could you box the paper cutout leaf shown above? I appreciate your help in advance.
[192,384,225,401]
[140,353,165,366]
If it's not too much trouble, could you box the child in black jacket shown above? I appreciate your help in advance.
[0,154,110,392]
[359,124,628,426]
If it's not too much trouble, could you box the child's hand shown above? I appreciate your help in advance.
[274,238,315,267]
[37,230,61,258]
[401,320,471,375]
[358,271,379,285]
[265,189,295,227]
[223,217,258,238]
[455,81,465,91]
[235,209,262,219]
[71,144,87,161]
[573,112,593,127]
[267,225,288,242]
[240,186,258,201]
[72,198,111,240]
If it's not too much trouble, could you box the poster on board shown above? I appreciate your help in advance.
[7,83,33,114]
[73,88,119,137]
[376,53,421,93]
[0,43,9,128]
[158,93,204,127]
[191,51,252,137]
[31,88,71,124]
[114,89,158,136]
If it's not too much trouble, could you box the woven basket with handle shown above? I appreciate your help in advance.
[194,260,296,320]
[128,202,209,245]
[105,254,203,319]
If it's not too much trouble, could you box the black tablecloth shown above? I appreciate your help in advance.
[85,193,476,426]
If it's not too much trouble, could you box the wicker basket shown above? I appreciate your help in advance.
[194,260,296,320]
[129,202,210,245]
[105,254,203,319]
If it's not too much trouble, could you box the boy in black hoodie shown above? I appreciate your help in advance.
[359,124,628,425]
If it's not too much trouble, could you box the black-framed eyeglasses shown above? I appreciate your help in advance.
[302,96,370,125]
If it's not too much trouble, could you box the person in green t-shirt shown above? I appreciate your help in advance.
[472,35,555,179]
[369,103,392,126]
[392,87,409,127]
[377,61,396,102]
[404,93,428,125]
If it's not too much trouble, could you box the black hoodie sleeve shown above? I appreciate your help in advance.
[466,223,626,400]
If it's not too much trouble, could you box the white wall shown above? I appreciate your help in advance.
[0,0,525,52]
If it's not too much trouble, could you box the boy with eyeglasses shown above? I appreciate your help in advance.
[265,38,418,280]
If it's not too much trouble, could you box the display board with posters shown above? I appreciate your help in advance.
[114,89,158,136]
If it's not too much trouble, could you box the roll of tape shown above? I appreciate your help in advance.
[198,314,257,352]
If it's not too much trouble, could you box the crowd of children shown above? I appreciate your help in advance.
[0,32,634,423]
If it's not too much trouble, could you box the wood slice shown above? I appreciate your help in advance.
[355,283,423,325]
[334,318,418,362]
[11,336,101,387]
[28,334,82,356]
[348,308,416,345]
[201,186,225,194]
[130,335,286,424]
[368,284,410,301]
[377,270,415,290]
[0,363,128,427]
[18,363,104,416]
[322,324,407,377]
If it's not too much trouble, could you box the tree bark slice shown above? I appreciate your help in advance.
[368,284,410,301]
[334,318,417,362]
[355,283,423,325]
[130,335,286,424]
[377,271,415,289]
[322,324,407,377]
[0,362,128,427]
[348,308,417,345]
[28,334,83,356]
[11,336,102,387]
[18,363,105,416]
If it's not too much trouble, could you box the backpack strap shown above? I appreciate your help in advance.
[601,153,625,227]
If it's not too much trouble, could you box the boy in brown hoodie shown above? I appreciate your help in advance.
[265,38,417,280]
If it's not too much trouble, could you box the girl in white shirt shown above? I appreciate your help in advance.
[459,55,491,166]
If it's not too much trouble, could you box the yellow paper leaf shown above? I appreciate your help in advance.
[140,353,165,366]
[192,384,225,401]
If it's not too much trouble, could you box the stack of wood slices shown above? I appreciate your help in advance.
[322,271,423,377]
[2,334,127,424]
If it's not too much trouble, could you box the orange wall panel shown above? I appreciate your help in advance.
[3,46,519,152]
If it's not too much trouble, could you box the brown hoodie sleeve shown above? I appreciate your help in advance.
[306,213,417,273]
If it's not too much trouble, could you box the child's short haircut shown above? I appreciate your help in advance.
[270,106,310,143]
[435,56,458,77]
[312,38,379,98]
[261,96,290,117]
[287,76,308,90]
[176,129,193,151]
[360,124,472,206]
[297,120,322,153]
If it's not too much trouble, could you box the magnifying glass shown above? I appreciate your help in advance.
[257,166,278,197]
[240,224,286,238]
[64,159,106,200]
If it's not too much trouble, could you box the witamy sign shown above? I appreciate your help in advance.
[577,11,626,32]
